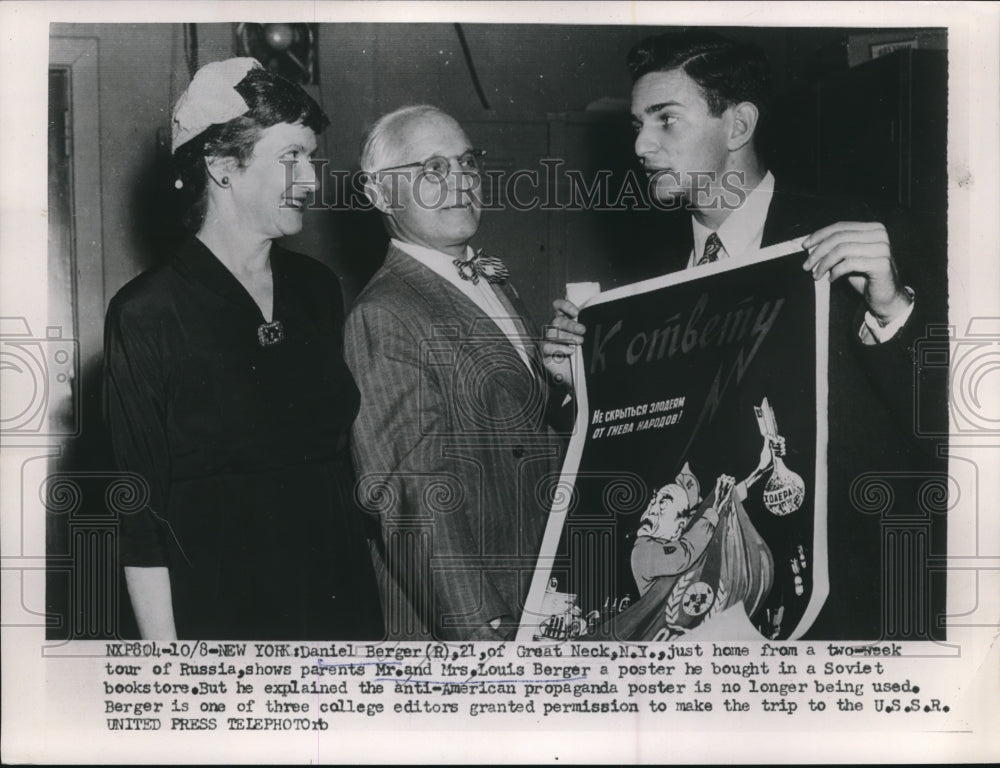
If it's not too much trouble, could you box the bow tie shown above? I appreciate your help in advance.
[454,249,509,285]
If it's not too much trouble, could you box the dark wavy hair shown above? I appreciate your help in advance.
[172,66,329,232]
[627,30,771,130]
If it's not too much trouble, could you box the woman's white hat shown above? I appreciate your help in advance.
[171,57,262,152]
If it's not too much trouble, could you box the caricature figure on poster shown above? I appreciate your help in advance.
[522,248,829,643]
[614,400,798,642]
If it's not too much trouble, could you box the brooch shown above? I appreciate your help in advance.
[257,320,285,347]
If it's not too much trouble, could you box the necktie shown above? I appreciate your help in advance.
[698,232,724,265]
[454,249,509,285]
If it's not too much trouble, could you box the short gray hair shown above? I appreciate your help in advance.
[359,104,452,175]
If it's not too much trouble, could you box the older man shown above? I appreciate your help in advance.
[345,105,570,641]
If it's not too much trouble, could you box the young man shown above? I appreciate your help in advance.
[546,31,946,639]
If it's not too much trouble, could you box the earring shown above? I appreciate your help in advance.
[221,176,230,187]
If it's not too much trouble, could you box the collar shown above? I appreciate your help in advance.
[174,236,282,318]
[691,171,775,265]
[391,237,472,266]
[391,237,481,295]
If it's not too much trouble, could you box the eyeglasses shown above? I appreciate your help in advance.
[375,149,486,179]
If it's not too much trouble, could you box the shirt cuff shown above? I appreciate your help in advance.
[859,288,916,345]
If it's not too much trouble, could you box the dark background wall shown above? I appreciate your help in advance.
[50,22,947,311]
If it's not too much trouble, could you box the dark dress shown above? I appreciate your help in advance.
[104,237,384,640]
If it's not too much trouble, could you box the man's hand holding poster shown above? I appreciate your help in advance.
[520,240,829,643]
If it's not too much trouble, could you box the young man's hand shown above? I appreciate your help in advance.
[802,221,912,323]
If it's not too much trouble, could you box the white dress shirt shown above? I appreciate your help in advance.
[686,172,913,344]
[391,238,534,371]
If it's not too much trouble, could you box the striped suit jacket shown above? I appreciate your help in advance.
[344,244,566,641]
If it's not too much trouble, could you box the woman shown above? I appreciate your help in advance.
[104,58,383,640]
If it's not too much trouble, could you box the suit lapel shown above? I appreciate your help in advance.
[658,180,819,256]
[382,244,483,332]
[492,280,537,339]
[382,244,543,384]
[662,181,814,255]
[492,281,548,384]
[762,182,836,247]
[762,185,804,247]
